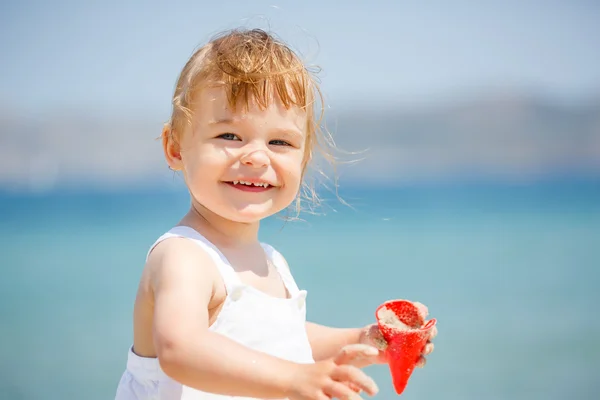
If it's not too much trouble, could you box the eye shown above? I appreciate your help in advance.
[217,133,241,141]
[269,139,291,146]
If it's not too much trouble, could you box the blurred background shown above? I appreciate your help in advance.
[1,1,599,399]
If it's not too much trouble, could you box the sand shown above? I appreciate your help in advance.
[376,306,412,331]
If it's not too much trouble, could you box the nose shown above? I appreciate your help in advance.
[240,146,270,168]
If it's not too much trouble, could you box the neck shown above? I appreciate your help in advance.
[181,201,260,246]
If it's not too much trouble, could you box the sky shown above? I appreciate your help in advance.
[1,0,599,119]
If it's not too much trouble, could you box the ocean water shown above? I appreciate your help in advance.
[0,182,599,400]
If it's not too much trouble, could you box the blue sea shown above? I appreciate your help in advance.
[1,181,599,400]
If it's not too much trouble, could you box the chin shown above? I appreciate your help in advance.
[217,203,281,223]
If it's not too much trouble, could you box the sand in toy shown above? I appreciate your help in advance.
[375,300,437,395]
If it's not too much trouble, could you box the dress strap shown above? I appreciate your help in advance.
[146,226,241,292]
[261,243,301,295]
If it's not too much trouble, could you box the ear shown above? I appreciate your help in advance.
[162,123,183,171]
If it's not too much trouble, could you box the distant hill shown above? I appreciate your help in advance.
[1,92,599,193]
[323,93,600,183]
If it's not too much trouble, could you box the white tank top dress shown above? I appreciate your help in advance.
[114,226,314,400]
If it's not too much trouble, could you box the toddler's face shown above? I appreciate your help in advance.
[174,86,307,223]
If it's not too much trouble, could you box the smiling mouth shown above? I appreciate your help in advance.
[224,180,274,192]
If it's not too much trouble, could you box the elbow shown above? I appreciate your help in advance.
[156,344,178,377]
[154,330,212,380]
[155,335,188,379]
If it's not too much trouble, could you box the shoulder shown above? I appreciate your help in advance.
[143,236,224,348]
[145,236,220,297]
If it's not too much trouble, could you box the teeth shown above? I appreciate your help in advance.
[234,180,269,187]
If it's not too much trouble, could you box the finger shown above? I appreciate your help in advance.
[416,356,427,368]
[365,324,388,351]
[349,354,381,369]
[343,381,362,393]
[429,325,438,340]
[413,302,429,319]
[332,365,379,396]
[423,342,434,356]
[375,349,388,365]
[325,381,363,400]
[334,344,379,367]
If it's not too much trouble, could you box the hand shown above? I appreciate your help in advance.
[288,344,380,400]
[359,302,437,368]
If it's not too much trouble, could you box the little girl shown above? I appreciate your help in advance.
[114,28,436,400]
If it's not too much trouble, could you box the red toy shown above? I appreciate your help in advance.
[375,300,437,395]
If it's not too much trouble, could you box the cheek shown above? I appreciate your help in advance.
[192,142,229,164]
[183,147,226,182]
[282,153,305,186]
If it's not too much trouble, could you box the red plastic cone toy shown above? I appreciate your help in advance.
[375,300,437,395]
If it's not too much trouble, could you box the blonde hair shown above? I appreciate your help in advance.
[166,28,339,217]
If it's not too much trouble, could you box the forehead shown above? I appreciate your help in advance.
[194,86,307,131]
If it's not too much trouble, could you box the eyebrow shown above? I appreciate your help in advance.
[208,117,236,126]
[274,128,304,140]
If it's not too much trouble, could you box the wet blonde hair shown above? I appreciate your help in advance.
[166,28,338,217]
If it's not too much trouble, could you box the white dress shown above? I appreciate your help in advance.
[114,226,314,399]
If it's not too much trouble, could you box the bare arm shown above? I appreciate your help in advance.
[305,322,363,362]
[150,238,297,399]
